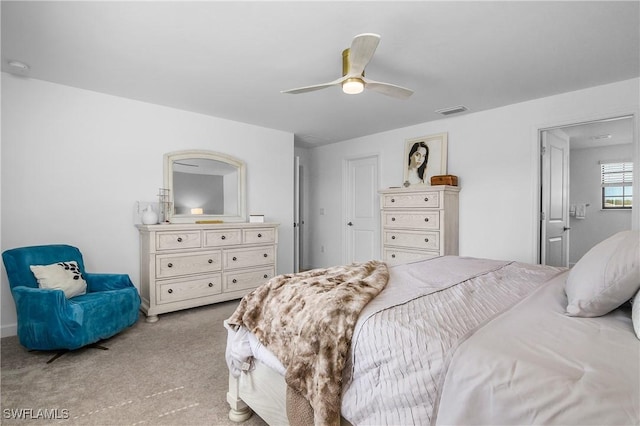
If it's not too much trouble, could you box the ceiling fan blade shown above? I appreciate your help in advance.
[281,76,347,94]
[363,78,414,99]
[347,33,380,76]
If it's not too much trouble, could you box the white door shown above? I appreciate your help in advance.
[540,129,570,266]
[344,156,379,263]
[293,156,301,272]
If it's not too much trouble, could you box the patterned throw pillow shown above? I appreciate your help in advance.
[30,261,87,298]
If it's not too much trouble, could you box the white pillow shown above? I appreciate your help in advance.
[565,230,640,317]
[633,289,640,340]
[30,261,87,299]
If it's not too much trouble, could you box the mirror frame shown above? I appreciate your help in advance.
[163,149,247,223]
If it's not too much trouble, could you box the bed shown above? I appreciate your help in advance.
[224,230,640,425]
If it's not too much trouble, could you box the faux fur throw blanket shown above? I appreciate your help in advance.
[226,260,389,426]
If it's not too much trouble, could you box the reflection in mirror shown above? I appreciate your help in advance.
[164,150,246,223]
[173,159,238,215]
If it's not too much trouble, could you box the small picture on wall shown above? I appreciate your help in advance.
[403,132,448,186]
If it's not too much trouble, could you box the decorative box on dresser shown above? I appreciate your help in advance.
[137,222,278,322]
[379,185,459,265]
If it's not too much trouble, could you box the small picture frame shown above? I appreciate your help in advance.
[403,132,448,187]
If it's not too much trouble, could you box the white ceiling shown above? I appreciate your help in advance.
[563,116,635,150]
[2,1,638,148]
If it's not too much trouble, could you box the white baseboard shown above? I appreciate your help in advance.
[1,323,17,338]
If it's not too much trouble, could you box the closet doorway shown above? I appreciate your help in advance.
[539,115,635,266]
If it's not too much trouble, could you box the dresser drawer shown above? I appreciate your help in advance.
[383,248,438,265]
[223,267,275,292]
[224,246,275,270]
[156,250,222,279]
[382,211,440,230]
[243,228,276,244]
[383,230,440,251]
[204,229,242,247]
[157,275,222,304]
[382,191,440,209]
[156,231,202,251]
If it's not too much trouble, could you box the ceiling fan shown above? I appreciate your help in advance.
[281,33,414,99]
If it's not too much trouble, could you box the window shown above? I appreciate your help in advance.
[601,161,633,209]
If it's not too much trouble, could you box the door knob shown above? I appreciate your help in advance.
[347,222,353,226]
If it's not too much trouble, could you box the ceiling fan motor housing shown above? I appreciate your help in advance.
[342,48,364,78]
[342,48,365,94]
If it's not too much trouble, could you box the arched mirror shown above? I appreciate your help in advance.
[164,150,246,223]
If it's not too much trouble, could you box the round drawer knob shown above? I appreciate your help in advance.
[208,283,214,287]
[263,253,268,258]
[424,197,429,202]
[258,233,262,238]
[232,279,237,284]
[391,198,395,203]
[232,256,237,261]
[425,238,429,243]
[221,235,226,240]
[391,254,396,258]
[167,263,173,268]
[424,218,429,222]
[208,259,213,264]
[391,236,396,240]
[177,237,182,242]
[391,217,396,221]
[263,274,268,279]
[167,288,173,294]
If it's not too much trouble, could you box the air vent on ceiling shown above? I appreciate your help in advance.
[435,105,468,116]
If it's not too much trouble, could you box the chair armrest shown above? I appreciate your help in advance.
[84,273,135,292]
[11,286,82,327]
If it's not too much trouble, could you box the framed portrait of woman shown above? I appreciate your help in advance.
[403,132,448,186]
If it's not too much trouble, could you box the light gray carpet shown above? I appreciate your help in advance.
[1,300,268,426]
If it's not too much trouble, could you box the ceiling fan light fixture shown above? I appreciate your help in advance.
[342,78,364,95]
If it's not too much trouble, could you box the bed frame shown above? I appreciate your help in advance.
[227,361,288,425]
[227,362,352,425]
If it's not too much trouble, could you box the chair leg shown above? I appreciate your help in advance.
[30,341,109,364]
[46,350,69,364]
[28,349,69,364]
[88,342,109,351]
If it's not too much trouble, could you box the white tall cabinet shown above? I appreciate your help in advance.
[137,222,278,322]
[379,186,459,265]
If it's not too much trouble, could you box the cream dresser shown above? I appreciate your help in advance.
[137,222,278,322]
[379,186,459,265]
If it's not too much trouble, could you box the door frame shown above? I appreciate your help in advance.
[341,153,381,264]
[534,109,639,264]
[294,155,301,272]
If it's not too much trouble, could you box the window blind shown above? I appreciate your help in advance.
[601,162,633,187]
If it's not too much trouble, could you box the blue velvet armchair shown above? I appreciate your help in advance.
[2,244,141,352]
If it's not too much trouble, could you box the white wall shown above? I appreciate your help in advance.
[569,143,633,264]
[307,78,639,269]
[1,74,295,337]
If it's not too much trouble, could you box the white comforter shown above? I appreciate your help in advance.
[342,257,564,425]
[225,256,638,425]
[435,270,640,426]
